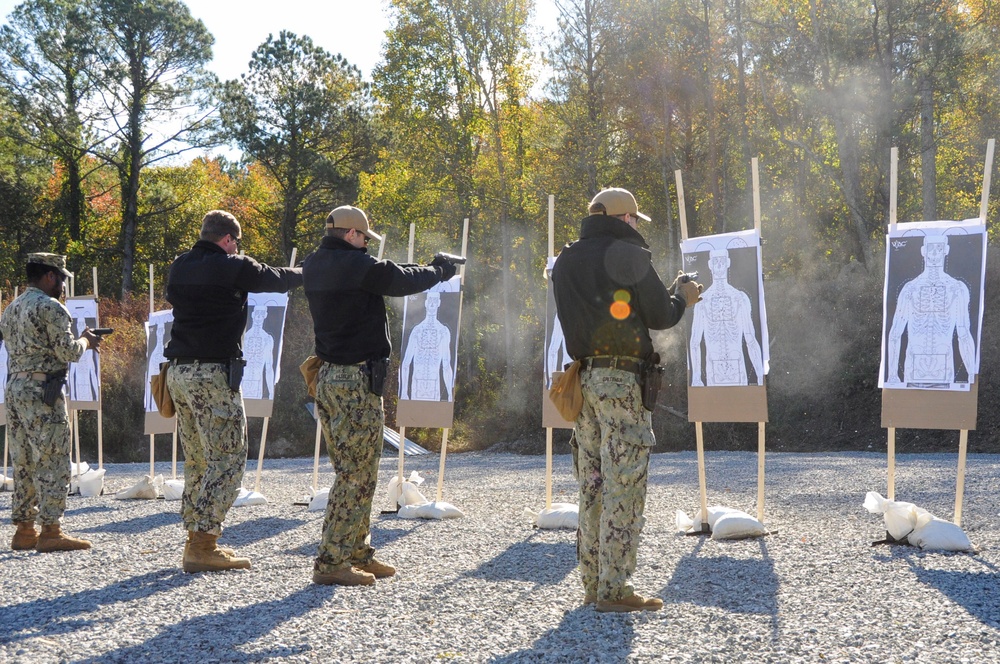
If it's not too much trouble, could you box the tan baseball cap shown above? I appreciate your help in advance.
[590,188,651,221]
[326,205,382,242]
[27,252,73,278]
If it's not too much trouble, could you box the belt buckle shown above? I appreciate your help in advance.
[609,357,618,370]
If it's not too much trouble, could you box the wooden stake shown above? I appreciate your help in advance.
[695,421,709,532]
[757,422,766,522]
[312,416,322,493]
[399,224,417,492]
[93,267,105,471]
[954,429,969,526]
[149,263,156,478]
[545,428,553,509]
[980,138,994,221]
[887,147,898,502]
[436,428,449,502]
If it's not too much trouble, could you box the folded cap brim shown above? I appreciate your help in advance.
[635,211,651,222]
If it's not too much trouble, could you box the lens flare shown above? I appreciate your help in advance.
[610,301,630,320]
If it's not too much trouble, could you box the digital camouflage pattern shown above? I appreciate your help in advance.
[166,362,247,535]
[314,362,384,573]
[0,287,86,527]
[575,367,654,602]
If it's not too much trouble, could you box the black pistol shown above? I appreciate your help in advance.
[91,327,114,336]
[678,272,698,283]
[434,252,467,265]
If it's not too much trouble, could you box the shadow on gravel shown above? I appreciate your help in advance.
[664,538,780,638]
[488,606,635,662]
[77,511,181,534]
[465,533,576,585]
[223,517,307,547]
[285,523,422,557]
[0,569,193,645]
[75,586,326,663]
[907,557,1000,628]
[64,504,117,517]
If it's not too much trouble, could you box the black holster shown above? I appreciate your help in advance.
[364,358,389,396]
[228,358,246,392]
[639,354,665,412]
[42,370,67,407]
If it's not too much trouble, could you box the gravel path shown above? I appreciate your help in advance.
[1,450,998,663]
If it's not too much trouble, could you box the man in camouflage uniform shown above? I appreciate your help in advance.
[165,210,302,572]
[552,188,702,612]
[1,253,102,552]
[303,205,456,586]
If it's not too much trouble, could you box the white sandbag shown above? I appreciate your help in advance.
[908,512,975,552]
[71,461,91,477]
[307,488,331,513]
[711,511,768,540]
[233,487,268,507]
[75,468,106,497]
[115,474,163,500]
[524,503,579,529]
[863,491,922,541]
[162,479,184,501]
[1,474,11,491]
[676,505,739,533]
[398,500,464,520]
[386,471,426,507]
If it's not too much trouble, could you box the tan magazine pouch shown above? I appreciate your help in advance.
[299,355,324,398]
[548,359,583,421]
[151,362,175,418]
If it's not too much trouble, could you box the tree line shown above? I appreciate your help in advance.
[1,0,998,451]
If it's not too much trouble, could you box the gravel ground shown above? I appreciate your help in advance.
[1,449,999,663]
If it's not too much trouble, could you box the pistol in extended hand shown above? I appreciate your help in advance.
[434,252,467,265]
[678,271,698,283]
[91,327,114,336]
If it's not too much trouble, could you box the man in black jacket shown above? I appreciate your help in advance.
[304,205,456,586]
[165,210,303,573]
[552,188,701,612]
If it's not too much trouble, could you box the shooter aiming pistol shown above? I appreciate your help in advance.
[434,252,467,265]
[678,271,698,283]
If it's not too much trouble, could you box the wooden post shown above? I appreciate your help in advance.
[546,196,556,510]
[312,416,322,493]
[436,428,449,502]
[752,158,767,523]
[677,169,709,532]
[93,267,105,471]
[954,429,968,526]
[887,147,898,501]
[398,223,416,493]
[149,263,156,478]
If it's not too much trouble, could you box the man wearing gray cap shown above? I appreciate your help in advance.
[552,188,701,612]
[304,205,456,586]
[1,253,102,552]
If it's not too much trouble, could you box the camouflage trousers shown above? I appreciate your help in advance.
[6,376,71,526]
[314,362,384,574]
[575,366,654,602]
[166,362,247,536]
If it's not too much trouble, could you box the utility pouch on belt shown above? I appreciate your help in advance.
[42,370,67,408]
[640,353,665,412]
[151,362,175,417]
[228,358,246,392]
[299,355,324,398]
[365,358,389,397]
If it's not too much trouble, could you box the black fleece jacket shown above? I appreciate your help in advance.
[303,236,446,365]
[165,240,303,360]
[551,214,685,362]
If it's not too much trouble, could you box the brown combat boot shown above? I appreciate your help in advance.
[35,524,91,552]
[182,531,251,573]
[11,521,38,550]
[356,558,395,579]
[595,593,664,613]
[312,566,376,586]
[184,530,236,558]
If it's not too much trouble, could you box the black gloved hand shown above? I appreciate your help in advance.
[430,255,458,281]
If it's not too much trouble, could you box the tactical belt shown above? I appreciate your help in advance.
[170,358,227,366]
[582,356,643,375]
[11,371,47,381]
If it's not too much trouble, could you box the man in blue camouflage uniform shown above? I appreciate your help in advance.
[2,253,102,552]
[304,205,456,586]
[552,188,702,612]
[165,210,302,572]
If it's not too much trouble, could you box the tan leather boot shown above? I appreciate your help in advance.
[184,531,235,558]
[595,593,663,613]
[312,566,376,586]
[11,521,38,550]
[182,531,250,573]
[35,524,91,552]
[356,558,395,578]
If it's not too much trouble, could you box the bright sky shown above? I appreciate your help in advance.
[0,0,560,83]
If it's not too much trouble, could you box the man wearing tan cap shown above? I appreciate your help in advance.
[165,210,302,572]
[304,205,456,586]
[1,253,102,552]
[552,188,702,612]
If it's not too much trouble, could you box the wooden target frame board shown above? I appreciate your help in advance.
[879,140,994,526]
